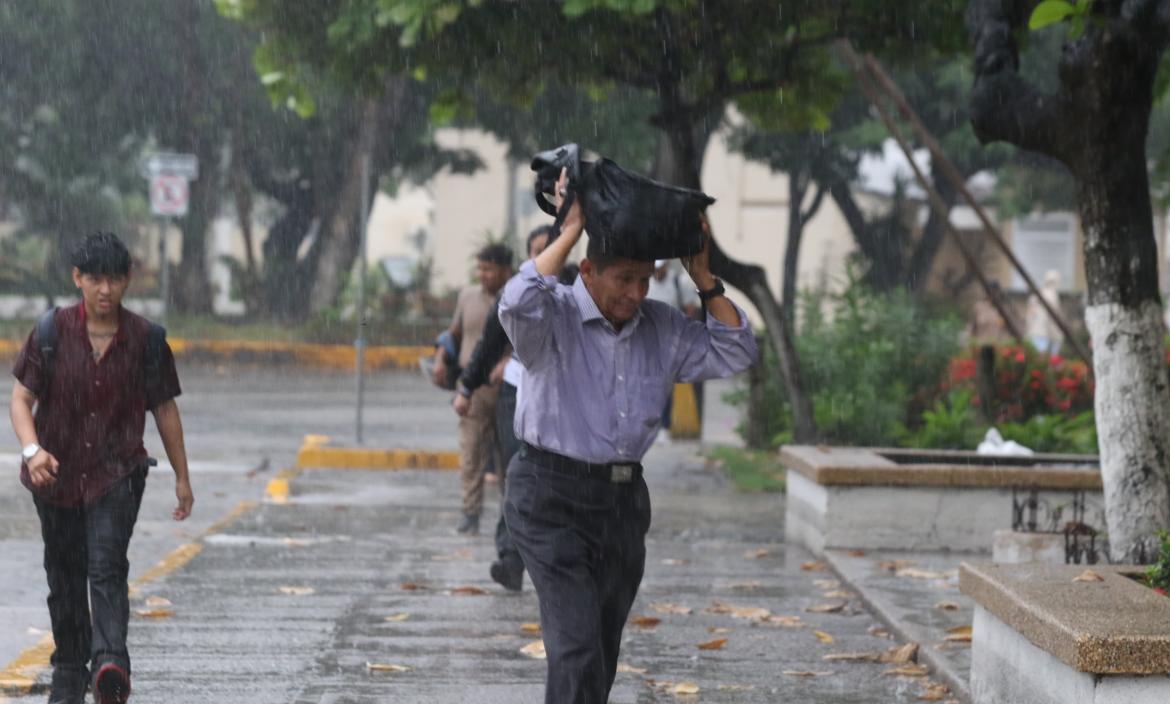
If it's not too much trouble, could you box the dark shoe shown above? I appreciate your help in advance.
[490,558,524,592]
[455,513,479,535]
[94,663,130,704]
[47,665,87,704]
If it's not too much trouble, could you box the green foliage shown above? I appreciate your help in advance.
[907,390,988,450]
[1029,0,1094,38]
[796,277,965,447]
[1145,531,1170,593]
[999,412,1098,455]
[707,446,786,493]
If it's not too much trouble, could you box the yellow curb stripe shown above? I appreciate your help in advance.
[0,496,262,695]
[265,468,302,504]
[296,445,460,470]
[167,339,431,371]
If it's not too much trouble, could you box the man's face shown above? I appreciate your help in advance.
[72,268,129,317]
[476,259,511,295]
[581,257,653,326]
[528,233,549,260]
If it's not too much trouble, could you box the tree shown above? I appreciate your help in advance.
[968,0,1170,562]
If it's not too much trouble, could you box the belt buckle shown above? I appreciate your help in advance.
[610,464,634,483]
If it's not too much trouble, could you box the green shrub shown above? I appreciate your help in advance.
[907,389,988,450]
[998,411,1098,455]
[1145,531,1170,595]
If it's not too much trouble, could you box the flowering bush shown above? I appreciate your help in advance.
[936,345,1094,424]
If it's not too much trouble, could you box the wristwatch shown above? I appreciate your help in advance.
[696,278,725,302]
[21,443,40,461]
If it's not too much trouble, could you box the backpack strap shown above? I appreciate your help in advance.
[144,322,166,398]
[34,307,58,392]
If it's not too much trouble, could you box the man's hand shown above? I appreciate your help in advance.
[431,350,448,386]
[453,392,471,417]
[27,449,59,487]
[681,214,716,290]
[173,477,193,521]
[489,356,508,386]
[554,167,584,235]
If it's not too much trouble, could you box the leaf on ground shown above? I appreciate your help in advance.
[671,682,700,695]
[134,608,174,619]
[661,558,689,566]
[520,622,541,634]
[881,642,920,664]
[1073,569,1104,582]
[814,630,835,644]
[277,586,315,596]
[366,662,411,673]
[520,640,546,659]
[762,615,804,628]
[884,664,931,677]
[918,680,951,701]
[935,601,961,611]
[706,602,771,620]
[450,586,488,596]
[144,596,172,608]
[630,616,662,629]
[697,638,728,650]
[823,590,855,600]
[717,684,755,691]
[823,652,881,662]
[801,561,829,572]
[431,548,474,562]
[870,626,893,639]
[877,560,916,572]
[847,549,867,557]
[708,626,732,634]
[650,602,693,615]
[806,602,847,614]
[385,613,411,622]
[400,582,427,591]
[616,662,647,674]
[783,670,834,677]
[745,548,772,559]
[813,579,840,590]
[944,625,973,642]
[895,568,951,580]
[730,581,762,591]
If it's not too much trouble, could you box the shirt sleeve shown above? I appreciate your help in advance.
[671,302,759,383]
[11,328,43,396]
[498,259,562,368]
[459,298,509,393]
[146,341,182,410]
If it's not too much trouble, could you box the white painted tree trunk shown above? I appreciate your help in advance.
[1085,301,1170,563]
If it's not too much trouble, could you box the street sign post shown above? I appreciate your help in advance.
[141,152,198,320]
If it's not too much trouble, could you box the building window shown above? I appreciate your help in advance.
[1010,213,1077,291]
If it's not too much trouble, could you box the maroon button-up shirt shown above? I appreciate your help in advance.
[12,303,181,507]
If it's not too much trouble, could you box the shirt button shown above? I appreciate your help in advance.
[85,442,92,448]
[618,449,626,455]
[617,375,624,381]
[619,411,626,418]
[94,381,101,387]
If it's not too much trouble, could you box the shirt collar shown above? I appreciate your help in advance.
[572,274,643,333]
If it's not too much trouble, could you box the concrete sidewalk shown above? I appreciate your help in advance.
[4,442,960,703]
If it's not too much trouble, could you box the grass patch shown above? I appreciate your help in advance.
[707,446,786,493]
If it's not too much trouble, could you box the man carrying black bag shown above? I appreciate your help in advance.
[499,169,757,703]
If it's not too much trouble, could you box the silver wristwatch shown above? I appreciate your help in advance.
[21,443,41,461]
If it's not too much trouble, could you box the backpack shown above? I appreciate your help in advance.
[35,307,167,398]
[531,142,715,261]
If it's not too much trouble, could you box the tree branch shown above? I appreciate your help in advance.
[966,0,1083,164]
[800,182,828,228]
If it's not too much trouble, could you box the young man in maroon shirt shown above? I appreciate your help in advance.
[9,232,192,704]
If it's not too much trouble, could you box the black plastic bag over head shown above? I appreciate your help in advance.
[531,142,715,261]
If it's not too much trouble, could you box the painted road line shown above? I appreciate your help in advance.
[296,444,460,470]
[265,468,302,504]
[0,497,263,696]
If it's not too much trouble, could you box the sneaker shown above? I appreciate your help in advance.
[455,513,480,535]
[490,558,524,592]
[94,663,130,704]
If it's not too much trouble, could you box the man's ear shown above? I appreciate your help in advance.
[579,258,594,283]
[71,267,83,289]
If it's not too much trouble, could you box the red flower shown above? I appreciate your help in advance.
[1015,352,1026,363]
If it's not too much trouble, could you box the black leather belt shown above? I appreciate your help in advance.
[520,443,642,484]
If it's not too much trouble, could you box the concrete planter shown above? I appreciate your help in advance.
[961,562,1170,704]
[781,446,1101,554]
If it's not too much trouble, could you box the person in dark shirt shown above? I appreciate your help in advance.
[9,232,191,704]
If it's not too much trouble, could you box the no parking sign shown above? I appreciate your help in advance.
[149,174,189,217]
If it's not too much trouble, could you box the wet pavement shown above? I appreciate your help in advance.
[2,368,962,702]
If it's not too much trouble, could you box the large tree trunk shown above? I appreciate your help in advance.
[968,0,1170,562]
[653,120,818,443]
[904,172,957,293]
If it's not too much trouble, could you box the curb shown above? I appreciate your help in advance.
[295,435,459,471]
[821,549,972,703]
[0,498,261,696]
[0,338,431,371]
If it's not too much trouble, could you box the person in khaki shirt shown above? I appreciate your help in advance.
[446,243,512,535]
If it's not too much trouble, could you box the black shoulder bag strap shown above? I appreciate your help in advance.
[34,307,58,391]
[144,322,166,398]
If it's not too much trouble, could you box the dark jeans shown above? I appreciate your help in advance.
[494,382,521,564]
[503,451,651,704]
[34,468,147,688]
